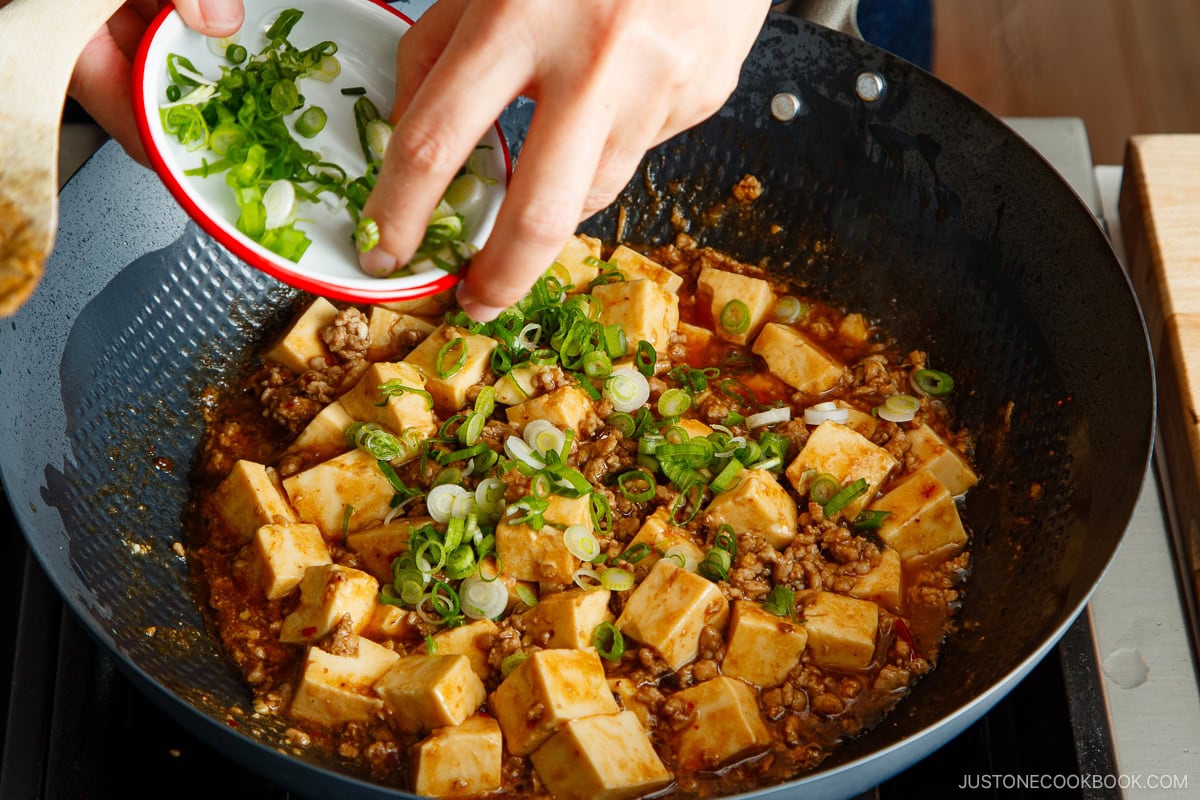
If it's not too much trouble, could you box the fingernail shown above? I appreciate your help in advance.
[456,284,507,323]
[359,248,399,278]
[201,0,244,33]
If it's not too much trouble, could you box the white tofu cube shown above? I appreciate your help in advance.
[345,516,432,582]
[377,289,455,317]
[608,677,652,729]
[490,648,618,755]
[289,636,400,726]
[752,323,844,394]
[366,306,437,362]
[505,385,596,436]
[411,715,503,797]
[906,424,978,496]
[374,654,487,734]
[266,297,339,373]
[361,604,420,642]
[213,460,297,545]
[705,468,798,550]
[285,401,354,463]
[283,448,398,538]
[249,522,331,600]
[872,470,969,564]
[279,564,379,643]
[677,321,713,354]
[431,619,499,682]
[493,363,546,405]
[403,325,498,412]
[836,399,879,439]
[785,420,898,520]
[531,711,673,800]
[697,267,775,345]
[593,279,680,355]
[721,600,808,688]
[802,591,879,671]
[496,493,591,583]
[607,245,684,293]
[615,560,729,671]
[673,677,772,772]
[549,234,602,293]
[625,508,705,572]
[522,588,614,650]
[838,312,871,346]
[850,547,903,612]
[338,361,437,441]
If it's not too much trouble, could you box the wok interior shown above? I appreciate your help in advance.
[35,15,1151,796]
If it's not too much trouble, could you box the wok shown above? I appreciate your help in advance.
[0,11,1153,800]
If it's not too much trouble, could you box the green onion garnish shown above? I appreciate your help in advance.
[592,621,625,662]
[710,458,744,493]
[763,585,795,618]
[808,473,841,505]
[824,478,869,518]
[912,368,955,396]
[436,338,468,378]
[620,543,652,564]
[853,509,891,531]
[617,470,656,502]
[635,340,657,377]
[657,388,692,418]
[294,105,327,138]
[720,299,751,334]
[355,216,379,252]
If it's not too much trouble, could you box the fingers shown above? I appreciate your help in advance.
[171,0,243,37]
[456,90,612,321]
[390,0,469,124]
[70,13,147,165]
[358,11,534,278]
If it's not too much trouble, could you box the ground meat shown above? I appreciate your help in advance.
[731,174,763,203]
[321,614,358,657]
[322,307,370,361]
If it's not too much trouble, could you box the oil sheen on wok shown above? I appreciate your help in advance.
[189,232,975,798]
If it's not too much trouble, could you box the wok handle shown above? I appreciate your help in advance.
[780,0,863,40]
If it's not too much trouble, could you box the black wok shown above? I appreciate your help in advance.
[0,12,1153,800]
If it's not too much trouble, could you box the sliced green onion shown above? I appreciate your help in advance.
[563,525,600,561]
[458,412,486,446]
[504,436,546,471]
[225,43,248,64]
[745,406,791,429]
[912,368,955,396]
[573,567,604,591]
[853,509,892,531]
[763,585,795,618]
[600,567,635,592]
[355,216,380,252]
[340,86,367,96]
[590,493,612,535]
[698,547,732,582]
[592,621,625,662]
[500,652,528,677]
[878,393,921,423]
[713,524,738,556]
[445,544,477,580]
[824,477,869,518]
[669,484,704,525]
[523,419,566,455]
[602,325,628,358]
[772,295,807,324]
[604,367,651,413]
[340,503,354,538]
[377,380,434,410]
[426,484,469,524]
[474,385,496,417]
[635,340,657,377]
[436,338,468,379]
[720,299,751,334]
[617,470,656,502]
[663,544,699,572]
[460,576,508,619]
[294,105,327,138]
[808,473,841,505]
[710,458,745,493]
[582,350,613,378]
[608,412,636,437]
[620,542,652,564]
[657,388,692,418]
[804,401,848,426]
[425,634,438,654]
[516,583,538,608]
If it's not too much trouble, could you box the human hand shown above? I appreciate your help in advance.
[360,0,773,321]
[69,0,244,166]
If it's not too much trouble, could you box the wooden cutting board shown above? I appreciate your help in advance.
[1120,134,1200,612]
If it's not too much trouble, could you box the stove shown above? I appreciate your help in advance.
[4,20,1198,798]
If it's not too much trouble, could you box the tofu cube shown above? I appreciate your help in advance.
[505,385,595,436]
[625,508,705,572]
[803,591,880,671]
[616,560,729,670]
[249,522,331,600]
[721,600,808,687]
[366,306,436,361]
[280,564,379,644]
[697,267,775,345]
[705,469,798,550]
[593,279,680,355]
[673,677,772,772]
[608,677,652,729]
[607,245,684,293]
[338,361,437,441]
[786,420,898,520]
[375,654,487,734]
[549,234,602,292]
[490,648,618,755]
[752,323,844,394]
[432,619,499,682]
[411,715,503,797]
[494,363,544,405]
[285,401,354,463]
[289,636,400,726]
[531,711,673,800]
[838,312,871,346]
[266,297,339,373]
[496,493,591,583]
[522,588,614,649]
[836,399,879,439]
[403,325,498,412]
[283,448,398,538]
[377,289,455,317]
[675,418,714,439]
[850,547,903,612]
[362,603,421,641]
[213,460,297,545]
[345,516,432,582]
[677,321,713,353]
[905,424,979,496]
[872,470,969,564]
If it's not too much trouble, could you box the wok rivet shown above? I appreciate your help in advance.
[770,92,802,121]
[855,71,886,102]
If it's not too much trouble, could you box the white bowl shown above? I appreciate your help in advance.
[133,0,509,304]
